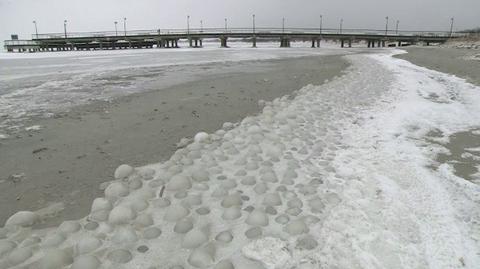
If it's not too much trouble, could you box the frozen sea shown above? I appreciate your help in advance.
[1,46,480,269]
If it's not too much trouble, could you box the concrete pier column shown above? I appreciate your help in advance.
[316,39,321,48]
[341,40,345,48]
[398,41,401,47]
[368,41,371,48]
[166,40,170,48]
[156,40,160,48]
[194,39,198,47]
[311,38,316,48]
[220,37,228,47]
[188,38,193,47]
[99,42,103,50]
[348,39,352,47]
[175,39,179,48]
[252,36,257,48]
[199,39,203,47]
[382,40,386,47]
[280,38,291,48]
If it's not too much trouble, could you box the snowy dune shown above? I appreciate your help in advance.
[1,51,479,269]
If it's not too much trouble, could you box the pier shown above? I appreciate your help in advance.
[4,27,460,53]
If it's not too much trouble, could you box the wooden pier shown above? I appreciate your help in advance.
[4,27,459,53]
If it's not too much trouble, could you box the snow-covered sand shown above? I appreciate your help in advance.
[1,50,479,269]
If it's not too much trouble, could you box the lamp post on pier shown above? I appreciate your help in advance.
[282,17,285,34]
[396,20,399,35]
[339,18,343,34]
[200,20,203,33]
[449,17,455,37]
[187,15,190,35]
[114,21,118,36]
[123,17,127,37]
[224,18,228,33]
[319,15,323,34]
[64,20,67,38]
[253,14,256,34]
[385,16,389,36]
[33,20,38,39]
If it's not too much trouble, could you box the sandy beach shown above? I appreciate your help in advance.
[0,53,349,227]
[1,45,480,269]
[396,47,480,86]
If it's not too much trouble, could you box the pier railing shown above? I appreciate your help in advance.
[32,27,462,40]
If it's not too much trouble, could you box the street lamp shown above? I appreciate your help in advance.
[449,17,454,37]
[396,20,399,35]
[33,20,38,39]
[253,14,256,34]
[224,18,228,33]
[339,18,343,34]
[385,16,389,36]
[123,17,127,37]
[200,20,203,33]
[319,15,323,34]
[64,20,67,38]
[114,21,118,36]
[187,15,190,35]
[282,17,285,34]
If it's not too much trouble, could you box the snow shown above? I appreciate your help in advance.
[1,49,480,269]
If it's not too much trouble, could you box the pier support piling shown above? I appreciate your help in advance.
[220,37,228,48]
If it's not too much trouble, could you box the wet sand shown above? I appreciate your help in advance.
[395,47,480,86]
[398,46,480,184]
[0,55,349,227]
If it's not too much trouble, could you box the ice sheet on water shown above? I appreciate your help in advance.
[1,50,480,269]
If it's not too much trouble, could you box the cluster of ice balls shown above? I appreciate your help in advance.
[0,82,352,269]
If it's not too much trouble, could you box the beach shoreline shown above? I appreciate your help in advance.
[395,47,480,86]
[0,54,350,227]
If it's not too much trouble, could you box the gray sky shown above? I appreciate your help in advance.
[1,0,479,43]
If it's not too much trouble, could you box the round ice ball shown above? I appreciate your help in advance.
[221,193,243,208]
[222,207,242,220]
[58,221,81,234]
[105,182,129,199]
[174,219,194,234]
[263,193,282,207]
[7,247,33,266]
[5,211,38,227]
[76,236,102,254]
[182,229,208,249]
[284,219,309,235]
[164,205,190,222]
[188,245,215,268]
[114,164,134,180]
[215,231,233,243]
[107,249,132,264]
[39,249,73,269]
[194,132,209,143]
[71,255,101,269]
[246,210,268,227]
[108,206,137,225]
[112,227,138,244]
[166,175,192,191]
[143,227,162,239]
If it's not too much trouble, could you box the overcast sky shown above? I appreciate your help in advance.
[1,0,479,42]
